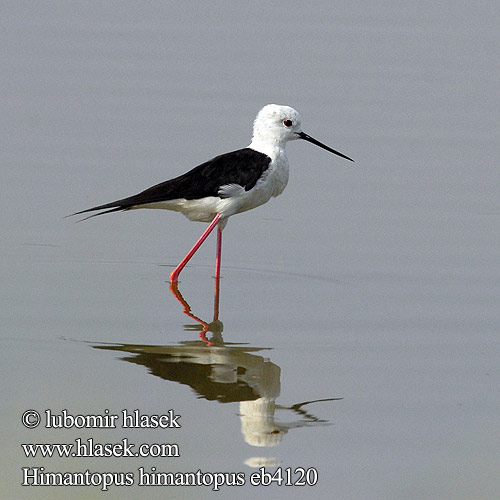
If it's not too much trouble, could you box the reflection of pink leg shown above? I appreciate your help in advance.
[215,226,222,280]
[169,282,213,345]
[170,214,221,283]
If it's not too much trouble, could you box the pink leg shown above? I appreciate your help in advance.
[170,214,221,283]
[215,226,222,280]
[213,272,220,322]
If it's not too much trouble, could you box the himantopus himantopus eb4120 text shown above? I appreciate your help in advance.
[69,104,353,282]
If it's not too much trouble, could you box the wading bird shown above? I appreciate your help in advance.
[69,104,353,282]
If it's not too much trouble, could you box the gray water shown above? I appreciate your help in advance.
[2,2,499,499]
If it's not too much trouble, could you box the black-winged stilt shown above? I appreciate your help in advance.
[69,104,353,282]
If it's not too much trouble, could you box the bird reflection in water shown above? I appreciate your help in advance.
[92,278,341,449]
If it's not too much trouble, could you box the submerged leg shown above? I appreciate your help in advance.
[215,226,222,280]
[170,213,221,283]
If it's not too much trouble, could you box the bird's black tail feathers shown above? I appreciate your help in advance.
[65,202,131,222]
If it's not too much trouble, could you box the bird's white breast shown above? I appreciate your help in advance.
[231,148,289,214]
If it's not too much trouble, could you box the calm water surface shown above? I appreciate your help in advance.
[2,2,499,499]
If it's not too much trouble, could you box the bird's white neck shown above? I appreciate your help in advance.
[248,137,287,160]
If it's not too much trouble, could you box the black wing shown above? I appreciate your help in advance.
[69,148,271,219]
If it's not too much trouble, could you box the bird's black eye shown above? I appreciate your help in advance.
[283,119,293,127]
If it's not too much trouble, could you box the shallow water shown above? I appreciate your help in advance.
[2,2,499,499]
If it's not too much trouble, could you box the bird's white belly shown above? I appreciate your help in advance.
[134,197,225,222]
[134,190,270,223]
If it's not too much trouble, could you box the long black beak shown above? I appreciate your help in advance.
[298,131,354,162]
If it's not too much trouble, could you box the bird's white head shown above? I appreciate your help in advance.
[251,104,303,148]
[249,104,354,162]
